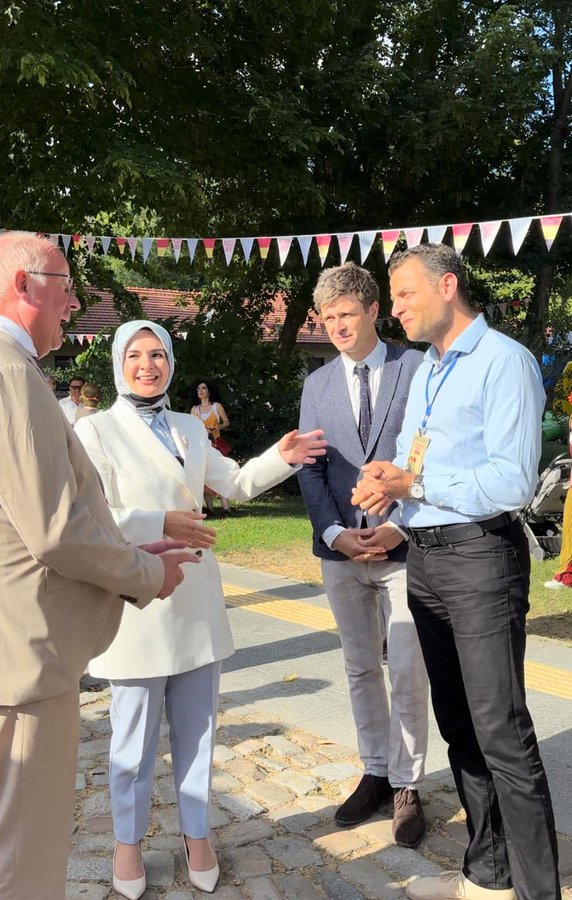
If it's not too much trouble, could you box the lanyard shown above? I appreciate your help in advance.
[421,354,459,432]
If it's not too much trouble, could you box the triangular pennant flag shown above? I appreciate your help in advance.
[186,238,198,263]
[452,223,473,255]
[403,227,424,248]
[67,334,77,344]
[381,229,400,263]
[358,230,377,264]
[142,237,153,263]
[540,215,563,252]
[47,233,59,246]
[499,302,508,315]
[61,234,71,256]
[72,234,82,252]
[277,236,293,267]
[427,225,447,245]
[297,235,312,266]
[257,237,271,260]
[85,334,95,344]
[101,333,111,341]
[172,238,183,263]
[202,238,216,260]
[101,236,112,256]
[85,235,96,255]
[315,234,332,266]
[76,334,85,346]
[478,220,502,256]
[508,217,532,255]
[222,238,236,265]
[240,237,254,264]
[486,304,495,317]
[156,238,169,258]
[115,237,126,255]
[127,237,138,259]
[336,233,354,264]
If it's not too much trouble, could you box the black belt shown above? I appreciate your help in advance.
[407,512,514,548]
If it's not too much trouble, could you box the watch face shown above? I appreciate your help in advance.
[410,482,424,499]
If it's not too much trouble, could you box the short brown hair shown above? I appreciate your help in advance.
[313,262,379,314]
[389,244,470,304]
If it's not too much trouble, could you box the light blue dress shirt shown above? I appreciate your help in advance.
[140,408,181,459]
[392,315,545,528]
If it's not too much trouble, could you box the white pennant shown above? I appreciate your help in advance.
[186,238,198,263]
[508,217,532,255]
[47,233,59,246]
[427,225,448,245]
[297,235,313,266]
[142,237,153,264]
[85,235,96,255]
[358,231,377,264]
[479,220,503,256]
[239,237,254,263]
[172,238,183,263]
[277,236,293,267]
[67,333,77,344]
[100,236,112,256]
[337,233,354,264]
[127,237,138,259]
[61,234,71,256]
[403,227,424,248]
[222,238,236,265]
[499,302,508,315]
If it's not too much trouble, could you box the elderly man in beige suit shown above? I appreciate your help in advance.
[0,231,199,900]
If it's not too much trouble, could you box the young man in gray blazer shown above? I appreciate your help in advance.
[298,262,428,846]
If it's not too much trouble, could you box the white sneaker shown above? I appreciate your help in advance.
[544,579,565,590]
[406,870,515,899]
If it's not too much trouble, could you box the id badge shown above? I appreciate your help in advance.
[406,429,431,475]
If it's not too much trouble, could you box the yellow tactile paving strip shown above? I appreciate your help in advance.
[223,582,572,702]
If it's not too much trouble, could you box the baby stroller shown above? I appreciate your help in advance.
[520,452,572,560]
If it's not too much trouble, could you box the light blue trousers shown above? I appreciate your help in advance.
[109,662,221,844]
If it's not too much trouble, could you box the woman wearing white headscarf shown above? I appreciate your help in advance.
[75,321,326,899]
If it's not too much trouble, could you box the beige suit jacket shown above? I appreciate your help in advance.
[0,334,164,706]
[75,401,294,679]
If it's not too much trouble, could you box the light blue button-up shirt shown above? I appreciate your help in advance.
[392,315,545,528]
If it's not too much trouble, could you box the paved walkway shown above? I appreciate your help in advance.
[67,563,572,898]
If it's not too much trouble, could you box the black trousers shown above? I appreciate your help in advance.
[407,520,560,900]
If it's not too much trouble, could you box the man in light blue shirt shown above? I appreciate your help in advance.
[352,245,559,900]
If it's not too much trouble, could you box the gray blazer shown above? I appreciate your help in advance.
[298,342,423,562]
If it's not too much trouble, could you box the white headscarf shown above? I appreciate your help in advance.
[112,320,175,414]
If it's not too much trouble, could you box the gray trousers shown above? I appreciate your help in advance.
[109,662,221,843]
[321,558,428,788]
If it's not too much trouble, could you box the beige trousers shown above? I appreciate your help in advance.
[0,690,79,900]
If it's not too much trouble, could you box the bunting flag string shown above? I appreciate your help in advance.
[19,210,572,271]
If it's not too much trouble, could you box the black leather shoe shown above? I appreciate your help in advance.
[392,788,426,847]
[335,774,394,826]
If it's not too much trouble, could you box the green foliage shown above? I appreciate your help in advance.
[168,266,306,460]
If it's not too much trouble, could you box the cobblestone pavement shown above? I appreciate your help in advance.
[68,686,572,899]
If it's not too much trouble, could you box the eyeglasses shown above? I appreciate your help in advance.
[27,271,74,294]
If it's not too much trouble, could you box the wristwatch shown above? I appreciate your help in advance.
[409,475,425,500]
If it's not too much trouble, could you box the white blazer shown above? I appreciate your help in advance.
[75,401,294,679]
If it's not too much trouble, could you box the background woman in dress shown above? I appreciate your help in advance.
[76,320,326,899]
[190,378,232,515]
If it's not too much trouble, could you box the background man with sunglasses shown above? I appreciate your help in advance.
[59,372,85,422]
[0,231,199,900]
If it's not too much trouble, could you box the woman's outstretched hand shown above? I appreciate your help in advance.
[164,510,217,548]
[278,429,327,465]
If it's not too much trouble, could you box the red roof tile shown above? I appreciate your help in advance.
[68,287,328,344]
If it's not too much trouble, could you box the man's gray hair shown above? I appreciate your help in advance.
[389,244,470,303]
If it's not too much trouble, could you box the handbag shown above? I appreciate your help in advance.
[214,434,232,456]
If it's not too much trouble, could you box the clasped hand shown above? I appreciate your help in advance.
[351,461,414,516]
[333,524,404,562]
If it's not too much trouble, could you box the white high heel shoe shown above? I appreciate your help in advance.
[112,842,146,900]
[182,835,220,893]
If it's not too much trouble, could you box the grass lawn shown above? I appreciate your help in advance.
[211,493,572,644]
